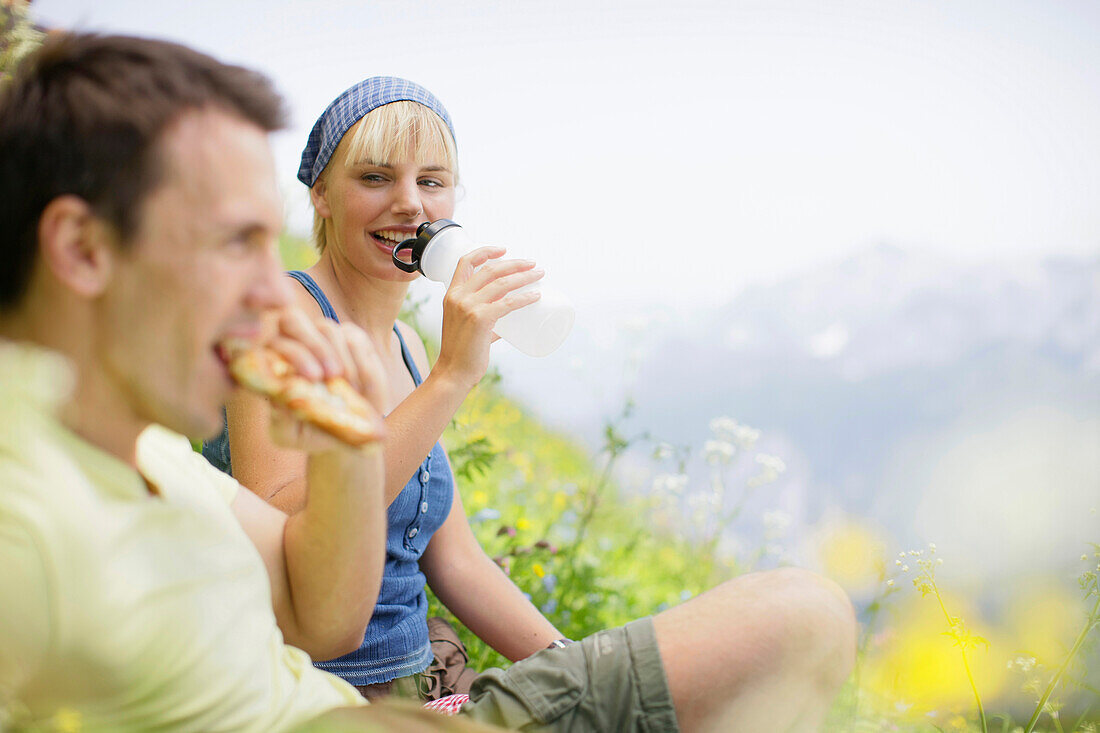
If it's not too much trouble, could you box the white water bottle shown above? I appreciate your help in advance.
[393,219,574,357]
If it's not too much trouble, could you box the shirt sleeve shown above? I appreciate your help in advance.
[0,515,52,698]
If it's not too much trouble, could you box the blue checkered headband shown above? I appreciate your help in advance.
[298,76,456,187]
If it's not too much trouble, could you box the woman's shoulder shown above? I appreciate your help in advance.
[286,272,329,318]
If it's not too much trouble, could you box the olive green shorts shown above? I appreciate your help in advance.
[459,618,679,732]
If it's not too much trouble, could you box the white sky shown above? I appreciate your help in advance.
[32,0,1100,310]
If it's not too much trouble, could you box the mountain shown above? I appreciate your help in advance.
[499,245,1100,580]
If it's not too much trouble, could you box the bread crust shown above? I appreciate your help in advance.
[226,344,383,446]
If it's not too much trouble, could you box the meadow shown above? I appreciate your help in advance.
[291,218,1100,731]
[432,368,1099,733]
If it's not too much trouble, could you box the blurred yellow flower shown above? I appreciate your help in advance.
[471,490,488,506]
[863,593,1009,715]
[811,514,889,596]
[516,518,531,531]
[532,563,545,578]
[552,491,568,511]
[1002,582,1084,667]
[52,708,82,732]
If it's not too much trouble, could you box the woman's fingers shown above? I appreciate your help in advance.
[483,288,542,322]
[476,266,545,304]
[462,257,538,295]
[450,246,506,286]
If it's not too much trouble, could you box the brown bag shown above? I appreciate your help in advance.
[423,616,480,700]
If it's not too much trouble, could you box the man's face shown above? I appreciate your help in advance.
[96,109,288,439]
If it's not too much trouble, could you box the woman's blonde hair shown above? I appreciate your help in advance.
[311,100,458,253]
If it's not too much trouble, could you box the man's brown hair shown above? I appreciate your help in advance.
[0,32,287,308]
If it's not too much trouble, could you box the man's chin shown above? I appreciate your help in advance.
[158,406,225,443]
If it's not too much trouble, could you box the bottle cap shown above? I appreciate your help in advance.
[392,219,462,273]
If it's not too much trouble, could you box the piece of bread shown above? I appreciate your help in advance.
[226,344,383,446]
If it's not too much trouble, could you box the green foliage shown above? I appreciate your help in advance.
[0,1,43,87]
[427,377,739,671]
[279,230,319,271]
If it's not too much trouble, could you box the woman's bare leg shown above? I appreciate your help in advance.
[652,567,856,733]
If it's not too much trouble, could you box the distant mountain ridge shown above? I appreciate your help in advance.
[621,245,1100,517]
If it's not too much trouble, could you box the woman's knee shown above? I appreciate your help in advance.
[704,567,856,682]
[756,567,856,684]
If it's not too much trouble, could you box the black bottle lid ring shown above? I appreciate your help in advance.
[392,219,461,274]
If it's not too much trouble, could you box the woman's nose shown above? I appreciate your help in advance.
[390,179,423,218]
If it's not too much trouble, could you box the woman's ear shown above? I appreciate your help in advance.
[37,195,116,298]
[310,179,332,218]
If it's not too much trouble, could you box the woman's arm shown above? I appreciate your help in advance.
[378,250,545,500]
[420,476,564,662]
[230,250,545,511]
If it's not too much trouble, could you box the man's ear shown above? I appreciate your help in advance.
[309,179,331,218]
[37,196,116,298]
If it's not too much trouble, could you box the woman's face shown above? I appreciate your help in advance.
[314,132,456,283]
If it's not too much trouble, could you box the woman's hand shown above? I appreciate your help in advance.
[433,246,545,389]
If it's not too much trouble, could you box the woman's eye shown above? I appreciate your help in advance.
[419,178,444,188]
[361,173,387,183]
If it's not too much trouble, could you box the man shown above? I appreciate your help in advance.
[0,33,856,732]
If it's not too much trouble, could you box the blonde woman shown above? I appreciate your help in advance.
[209,77,567,701]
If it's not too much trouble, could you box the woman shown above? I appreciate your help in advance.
[214,77,568,701]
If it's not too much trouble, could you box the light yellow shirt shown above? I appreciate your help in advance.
[0,341,363,732]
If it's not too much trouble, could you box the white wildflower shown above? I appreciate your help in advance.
[708,416,739,439]
[704,439,735,465]
[762,509,792,538]
[653,442,675,461]
[756,454,786,473]
[708,417,760,450]
[732,424,761,450]
[747,453,786,487]
[652,473,688,497]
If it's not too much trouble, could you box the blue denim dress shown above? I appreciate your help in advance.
[203,270,454,684]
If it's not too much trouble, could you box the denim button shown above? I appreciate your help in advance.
[407,527,419,539]
[420,501,429,514]
[420,471,430,484]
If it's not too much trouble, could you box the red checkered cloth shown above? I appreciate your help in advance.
[422,693,470,716]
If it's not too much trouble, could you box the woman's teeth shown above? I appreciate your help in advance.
[373,230,406,246]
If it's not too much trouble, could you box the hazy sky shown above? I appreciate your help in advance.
[33,0,1100,310]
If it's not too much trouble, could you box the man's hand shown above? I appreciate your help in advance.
[244,309,388,453]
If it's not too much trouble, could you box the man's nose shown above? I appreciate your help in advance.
[248,244,292,310]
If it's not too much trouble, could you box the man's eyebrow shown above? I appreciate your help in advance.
[220,221,275,240]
